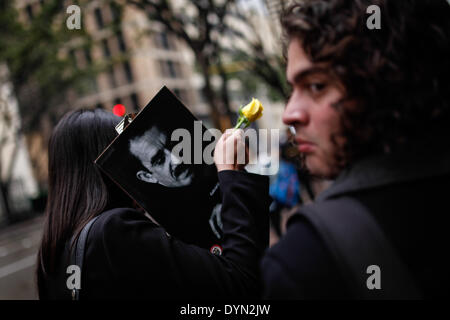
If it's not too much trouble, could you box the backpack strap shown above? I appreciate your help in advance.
[296,198,422,299]
[69,215,100,300]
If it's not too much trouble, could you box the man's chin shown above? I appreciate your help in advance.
[164,175,193,188]
[161,181,189,188]
[180,174,194,186]
[305,156,339,180]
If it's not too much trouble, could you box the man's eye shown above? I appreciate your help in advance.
[309,82,326,93]
[151,150,165,166]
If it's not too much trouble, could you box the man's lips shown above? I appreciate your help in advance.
[295,137,315,153]
[295,137,312,144]
[173,163,191,179]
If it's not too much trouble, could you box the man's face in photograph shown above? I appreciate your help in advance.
[129,126,193,187]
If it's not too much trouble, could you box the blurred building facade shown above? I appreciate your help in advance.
[12,0,206,191]
[0,64,39,225]
[9,0,290,200]
[70,2,202,115]
[14,0,201,113]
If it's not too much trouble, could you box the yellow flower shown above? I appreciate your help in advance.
[241,98,264,122]
[234,98,264,129]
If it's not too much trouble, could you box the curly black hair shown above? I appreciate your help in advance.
[282,0,450,166]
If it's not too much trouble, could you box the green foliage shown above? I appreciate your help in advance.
[0,0,122,132]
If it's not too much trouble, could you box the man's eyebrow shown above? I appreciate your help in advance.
[289,66,329,85]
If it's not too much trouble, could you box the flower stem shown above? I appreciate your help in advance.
[234,117,246,129]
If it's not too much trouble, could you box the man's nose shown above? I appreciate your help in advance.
[164,149,174,171]
[170,151,182,165]
[282,96,310,127]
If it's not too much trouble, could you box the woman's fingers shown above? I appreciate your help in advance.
[223,129,243,168]
[214,129,246,172]
[221,128,234,142]
[233,131,246,166]
[214,130,232,171]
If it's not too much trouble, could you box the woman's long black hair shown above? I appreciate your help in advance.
[36,108,132,298]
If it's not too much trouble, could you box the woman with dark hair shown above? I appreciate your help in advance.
[37,109,269,299]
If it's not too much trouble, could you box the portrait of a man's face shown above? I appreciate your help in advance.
[96,86,221,249]
[129,126,193,187]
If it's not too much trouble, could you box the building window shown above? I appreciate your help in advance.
[155,32,173,50]
[117,31,127,53]
[110,3,120,22]
[123,61,133,83]
[102,39,111,57]
[25,4,34,21]
[173,88,189,104]
[159,60,180,78]
[94,7,104,29]
[68,49,77,66]
[130,93,139,111]
[173,88,181,100]
[83,48,92,65]
[168,61,177,78]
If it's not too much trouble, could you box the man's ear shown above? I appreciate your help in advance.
[136,170,158,184]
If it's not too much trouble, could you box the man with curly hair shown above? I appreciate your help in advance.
[261,0,450,299]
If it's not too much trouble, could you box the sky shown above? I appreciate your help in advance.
[237,0,268,15]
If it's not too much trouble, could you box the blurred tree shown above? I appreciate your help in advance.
[0,0,85,133]
[226,5,290,101]
[126,0,236,130]
[0,1,80,219]
[0,94,15,222]
[0,0,121,220]
[127,0,289,130]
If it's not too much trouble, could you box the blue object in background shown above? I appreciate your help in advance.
[269,160,301,208]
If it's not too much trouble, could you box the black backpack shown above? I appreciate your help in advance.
[68,216,100,300]
[296,197,422,299]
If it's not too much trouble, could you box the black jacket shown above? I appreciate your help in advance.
[42,170,270,299]
[261,151,450,299]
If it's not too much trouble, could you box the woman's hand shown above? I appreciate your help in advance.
[214,129,249,172]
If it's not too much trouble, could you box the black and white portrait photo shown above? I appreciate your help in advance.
[129,126,194,188]
[96,86,223,249]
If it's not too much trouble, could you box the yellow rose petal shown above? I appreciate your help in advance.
[242,98,264,122]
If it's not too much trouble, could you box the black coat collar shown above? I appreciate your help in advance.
[317,150,450,201]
